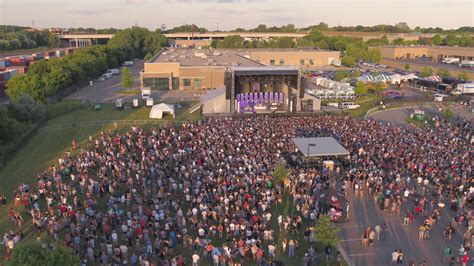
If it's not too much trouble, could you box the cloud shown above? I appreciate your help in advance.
[164,0,265,3]
[205,7,245,14]
[125,0,146,4]
[67,8,116,15]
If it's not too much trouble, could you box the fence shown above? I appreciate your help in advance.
[39,119,192,133]
[46,80,89,104]
[365,101,452,119]
[0,102,89,168]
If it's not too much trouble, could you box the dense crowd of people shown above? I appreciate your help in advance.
[1,114,472,265]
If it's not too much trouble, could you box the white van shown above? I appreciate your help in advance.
[341,102,360,109]
[123,61,134,66]
[107,69,120,75]
[141,87,151,100]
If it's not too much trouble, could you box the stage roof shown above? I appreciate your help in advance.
[291,137,349,157]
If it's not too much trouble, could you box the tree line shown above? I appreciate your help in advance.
[0,27,58,51]
[6,27,167,103]
[211,30,382,64]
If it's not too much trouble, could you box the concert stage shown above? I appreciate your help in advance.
[225,67,303,114]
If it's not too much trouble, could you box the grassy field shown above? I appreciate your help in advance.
[115,88,141,95]
[347,94,382,118]
[0,100,346,264]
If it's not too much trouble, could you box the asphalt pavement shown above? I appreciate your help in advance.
[339,186,467,266]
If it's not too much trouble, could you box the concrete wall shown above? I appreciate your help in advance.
[248,51,340,67]
[202,94,230,114]
[179,67,225,90]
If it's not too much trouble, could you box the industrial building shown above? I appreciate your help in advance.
[372,46,474,81]
[140,47,340,90]
[374,46,474,62]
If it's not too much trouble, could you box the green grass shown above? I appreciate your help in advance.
[0,102,201,240]
[0,102,344,265]
[115,88,141,95]
[348,94,382,118]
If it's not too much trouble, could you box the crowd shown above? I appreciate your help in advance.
[1,114,472,265]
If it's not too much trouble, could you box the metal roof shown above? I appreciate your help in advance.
[292,137,349,157]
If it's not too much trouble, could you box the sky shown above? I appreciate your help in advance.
[0,0,473,31]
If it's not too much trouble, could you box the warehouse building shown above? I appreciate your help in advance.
[374,46,474,62]
[140,47,340,91]
[372,46,474,81]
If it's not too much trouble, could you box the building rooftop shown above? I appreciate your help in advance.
[149,47,336,66]
[149,48,263,67]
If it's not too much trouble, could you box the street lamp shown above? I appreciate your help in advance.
[307,143,316,169]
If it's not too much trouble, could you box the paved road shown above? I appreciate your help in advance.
[369,105,474,126]
[65,60,205,104]
[339,186,467,266]
[65,60,145,103]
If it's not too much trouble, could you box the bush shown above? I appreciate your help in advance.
[272,165,288,184]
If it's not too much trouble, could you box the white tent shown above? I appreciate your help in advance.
[149,103,175,119]
[390,74,402,84]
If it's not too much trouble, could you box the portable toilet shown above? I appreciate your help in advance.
[146,98,154,107]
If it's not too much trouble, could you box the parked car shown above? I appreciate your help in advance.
[107,69,120,75]
[340,102,360,109]
[389,94,403,100]
[94,76,106,82]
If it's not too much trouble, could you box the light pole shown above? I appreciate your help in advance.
[307,143,316,169]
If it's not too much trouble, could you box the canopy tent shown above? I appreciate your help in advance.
[149,103,175,119]
[401,73,418,81]
[390,74,402,84]
[292,137,350,157]
[425,75,442,82]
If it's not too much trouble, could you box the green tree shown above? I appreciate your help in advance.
[144,52,153,62]
[437,68,450,78]
[7,94,46,123]
[210,39,218,48]
[443,107,454,120]
[352,69,361,78]
[355,82,368,95]
[7,242,80,266]
[334,71,347,81]
[272,165,288,184]
[458,71,469,81]
[121,67,134,91]
[314,215,341,247]
[404,64,410,70]
[432,34,442,45]
[420,66,433,77]
[217,35,244,48]
[375,82,387,91]
[341,56,356,67]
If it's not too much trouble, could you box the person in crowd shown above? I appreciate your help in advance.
[0,115,471,264]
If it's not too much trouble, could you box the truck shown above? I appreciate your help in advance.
[123,61,134,66]
[459,60,474,68]
[452,83,474,95]
[442,57,460,64]
[141,87,151,100]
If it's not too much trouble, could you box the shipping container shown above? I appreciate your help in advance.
[7,69,18,77]
[56,50,65,57]
[0,71,11,81]
[6,66,28,74]
[0,60,12,68]
[33,53,44,60]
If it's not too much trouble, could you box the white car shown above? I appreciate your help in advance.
[94,76,106,82]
